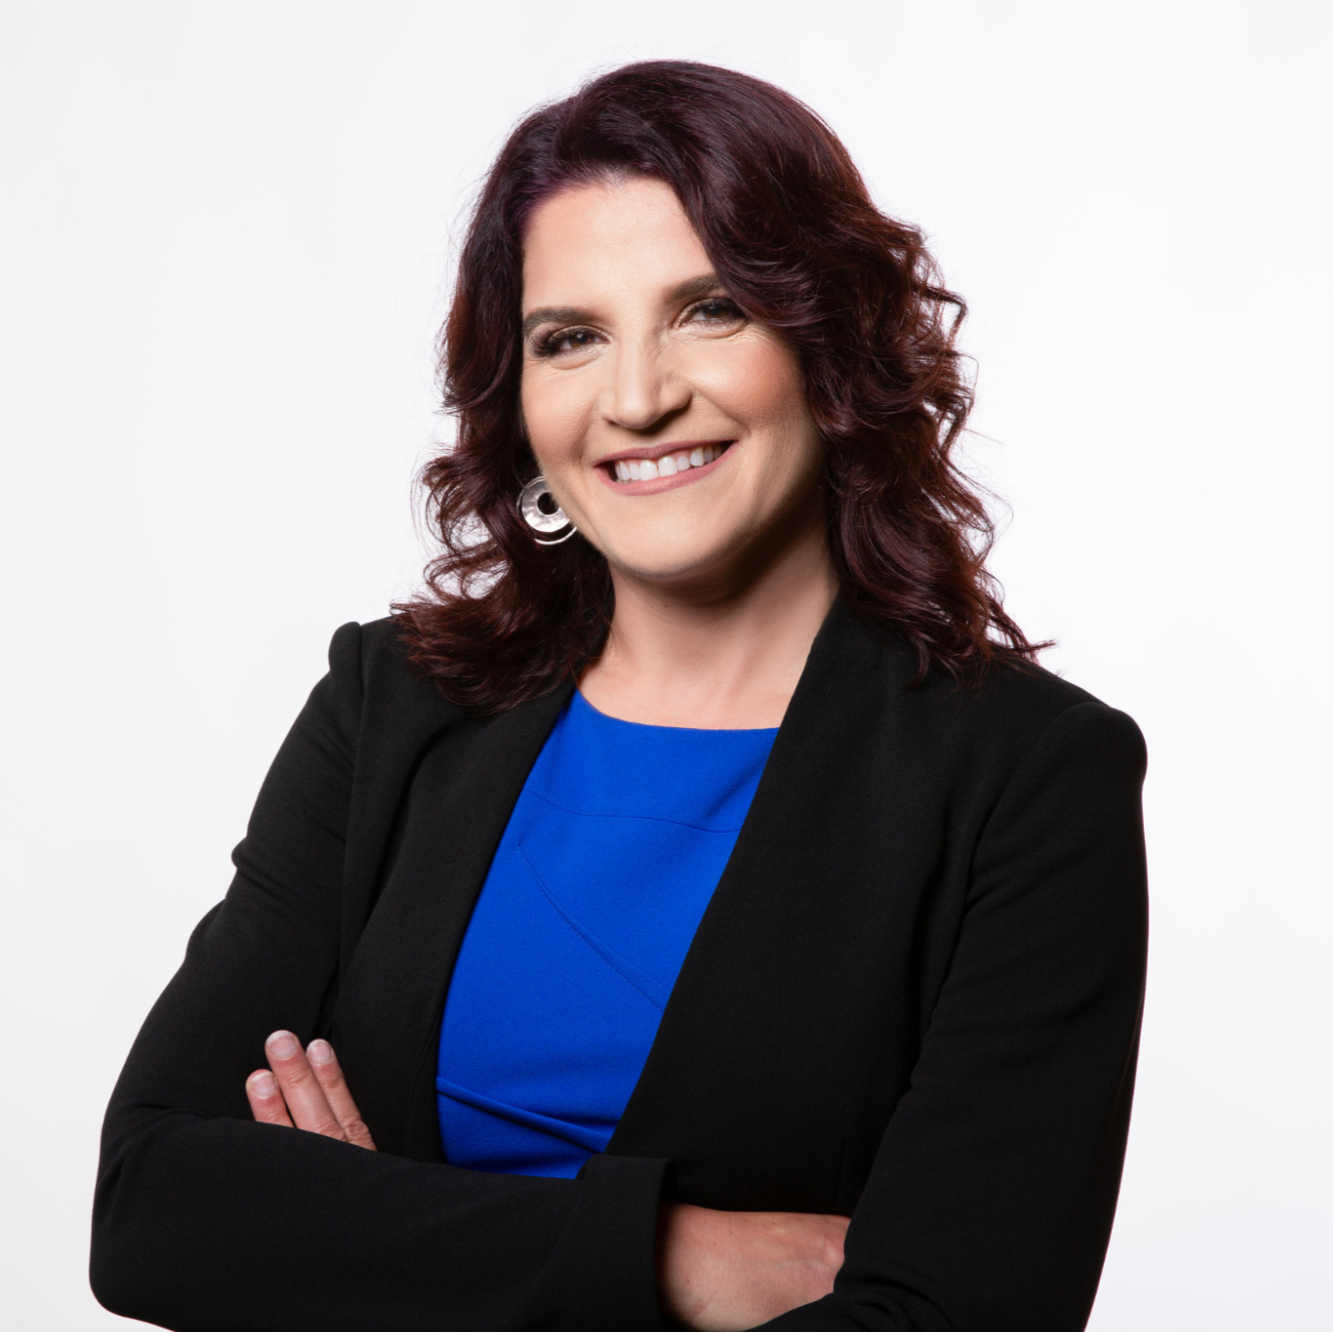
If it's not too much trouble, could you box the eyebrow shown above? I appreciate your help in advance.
[520,274,726,339]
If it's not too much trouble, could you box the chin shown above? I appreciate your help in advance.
[608,552,720,586]
[602,533,755,593]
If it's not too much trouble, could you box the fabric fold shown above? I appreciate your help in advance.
[435,1076,612,1153]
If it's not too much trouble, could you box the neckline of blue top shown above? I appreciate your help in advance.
[571,688,782,736]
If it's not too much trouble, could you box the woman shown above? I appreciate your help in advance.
[91,61,1147,1331]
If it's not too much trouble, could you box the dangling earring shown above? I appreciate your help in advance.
[518,475,577,545]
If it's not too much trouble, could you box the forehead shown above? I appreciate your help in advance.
[520,177,711,307]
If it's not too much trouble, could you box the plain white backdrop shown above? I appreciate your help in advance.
[2,3,1330,1329]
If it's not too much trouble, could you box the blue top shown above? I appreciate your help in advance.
[435,691,778,1177]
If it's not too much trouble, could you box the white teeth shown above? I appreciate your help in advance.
[614,445,730,483]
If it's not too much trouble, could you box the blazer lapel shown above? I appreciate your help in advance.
[332,680,574,1161]
[607,600,911,1209]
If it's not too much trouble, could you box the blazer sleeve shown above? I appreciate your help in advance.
[762,700,1149,1331]
[90,623,667,1333]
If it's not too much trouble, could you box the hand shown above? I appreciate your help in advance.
[245,1031,377,1150]
[657,1201,848,1331]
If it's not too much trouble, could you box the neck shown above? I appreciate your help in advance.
[579,501,838,729]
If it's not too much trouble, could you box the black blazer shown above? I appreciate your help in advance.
[91,600,1148,1331]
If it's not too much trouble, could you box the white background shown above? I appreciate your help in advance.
[2,3,1330,1329]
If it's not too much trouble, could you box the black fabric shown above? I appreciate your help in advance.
[91,599,1148,1331]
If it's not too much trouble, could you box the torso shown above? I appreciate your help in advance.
[434,691,778,1177]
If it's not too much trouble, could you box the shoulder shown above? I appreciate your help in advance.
[955,653,1141,752]
[955,655,1148,788]
[836,609,1145,782]
[319,615,471,751]
[324,615,410,684]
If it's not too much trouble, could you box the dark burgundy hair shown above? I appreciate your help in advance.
[395,60,1044,711]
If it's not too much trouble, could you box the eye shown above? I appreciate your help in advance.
[531,326,602,358]
[684,297,745,327]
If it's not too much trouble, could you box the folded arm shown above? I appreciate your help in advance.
[91,625,846,1331]
[91,629,668,1330]
[760,701,1149,1330]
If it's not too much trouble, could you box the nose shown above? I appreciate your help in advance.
[599,338,690,432]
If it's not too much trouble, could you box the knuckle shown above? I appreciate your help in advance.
[318,1074,350,1101]
[282,1063,314,1090]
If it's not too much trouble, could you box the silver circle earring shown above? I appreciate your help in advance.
[518,475,577,546]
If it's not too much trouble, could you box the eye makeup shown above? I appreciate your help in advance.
[526,296,746,360]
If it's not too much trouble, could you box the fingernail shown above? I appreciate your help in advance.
[267,1030,298,1059]
[307,1039,333,1065]
[250,1071,277,1098]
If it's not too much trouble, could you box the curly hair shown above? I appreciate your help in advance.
[394,60,1045,711]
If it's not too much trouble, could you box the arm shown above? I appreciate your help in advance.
[762,701,1149,1330]
[90,625,667,1332]
[658,1204,849,1331]
[239,1032,851,1331]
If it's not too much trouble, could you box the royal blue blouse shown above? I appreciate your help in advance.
[435,691,778,1178]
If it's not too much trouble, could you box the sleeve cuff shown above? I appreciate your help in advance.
[522,1152,668,1330]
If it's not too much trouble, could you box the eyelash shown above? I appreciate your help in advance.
[530,297,744,358]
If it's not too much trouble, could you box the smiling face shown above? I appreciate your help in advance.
[519,176,826,596]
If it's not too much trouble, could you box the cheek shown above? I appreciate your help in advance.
[520,373,590,466]
[697,340,813,438]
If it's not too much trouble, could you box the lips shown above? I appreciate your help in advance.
[591,438,736,496]
[610,442,727,483]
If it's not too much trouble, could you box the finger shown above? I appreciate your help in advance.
[307,1040,377,1150]
[264,1030,344,1139]
[246,1069,294,1127]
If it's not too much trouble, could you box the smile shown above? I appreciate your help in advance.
[598,440,735,493]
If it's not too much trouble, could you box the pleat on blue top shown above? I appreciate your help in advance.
[436,690,778,1178]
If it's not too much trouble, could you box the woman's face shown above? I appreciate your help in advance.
[519,176,825,593]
